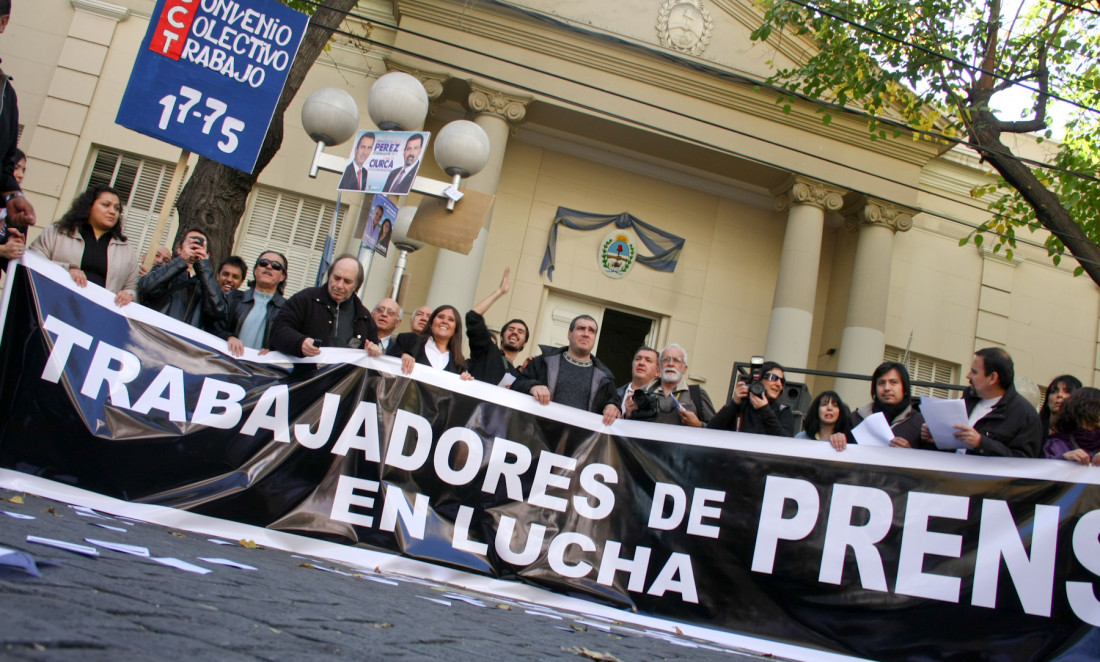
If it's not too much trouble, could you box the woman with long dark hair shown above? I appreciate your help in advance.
[797,391,852,443]
[1044,387,1100,465]
[1039,375,1082,441]
[389,304,468,376]
[29,185,139,306]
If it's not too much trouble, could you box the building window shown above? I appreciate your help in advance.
[883,348,958,399]
[87,147,181,260]
[236,187,347,298]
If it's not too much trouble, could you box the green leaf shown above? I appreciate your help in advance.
[1074,266,1085,277]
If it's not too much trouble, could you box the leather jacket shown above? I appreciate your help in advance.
[137,257,227,330]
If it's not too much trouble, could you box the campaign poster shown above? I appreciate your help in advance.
[338,130,430,196]
[362,194,398,257]
[115,0,309,173]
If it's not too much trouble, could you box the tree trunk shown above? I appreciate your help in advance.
[174,0,361,267]
[969,109,1100,288]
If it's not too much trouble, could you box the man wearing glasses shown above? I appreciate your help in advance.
[707,360,795,437]
[372,297,402,354]
[626,344,715,427]
[217,251,289,356]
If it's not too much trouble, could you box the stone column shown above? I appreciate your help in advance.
[424,83,530,311]
[765,177,845,369]
[834,195,914,405]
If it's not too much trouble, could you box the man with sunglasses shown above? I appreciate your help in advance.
[627,344,715,427]
[137,226,226,330]
[708,360,794,436]
[217,251,288,356]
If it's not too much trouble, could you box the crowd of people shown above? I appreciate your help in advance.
[1,154,1093,468]
[5,178,1094,467]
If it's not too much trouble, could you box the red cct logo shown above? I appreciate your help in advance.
[149,0,197,61]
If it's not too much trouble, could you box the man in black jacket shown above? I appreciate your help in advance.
[513,314,620,425]
[217,251,288,356]
[137,227,226,330]
[269,254,381,358]
[922,347,1041,457]
[464,267,528,386]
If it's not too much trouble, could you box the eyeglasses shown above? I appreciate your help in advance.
[660,356,684,364]
[374,306,399,316]
[256,258,284,272]
[763,373,784,383]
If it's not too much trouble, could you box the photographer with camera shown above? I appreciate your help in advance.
[618,346,659,411]
[707,359,795,437]
[626,344,715,427]
[137,226,226,330]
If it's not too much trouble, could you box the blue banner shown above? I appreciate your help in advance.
[115,0,309,173]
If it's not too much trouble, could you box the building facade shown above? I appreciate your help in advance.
[9,0,1098,406]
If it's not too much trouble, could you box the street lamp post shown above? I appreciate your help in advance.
[302,72,492,302]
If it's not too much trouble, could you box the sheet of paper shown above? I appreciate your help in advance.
[26,535,99,557]
[150,557,212,574]
[0,546,41,577]
[85,539,149,557]
[198,557,257,570]
[3,510,35,520]
[851,411,893,447]
[498,373,517,388]
[920,397,969,450]
[207,538,236,546]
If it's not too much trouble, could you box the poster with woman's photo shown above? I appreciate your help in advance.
[362,194,398,257]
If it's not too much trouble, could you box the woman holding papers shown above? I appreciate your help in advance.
[1043,387,1100,465]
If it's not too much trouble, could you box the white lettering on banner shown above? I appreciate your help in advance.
[240,384,290,442]
[192,378,246,429]
[385,409,433,471]
[496,516,548,565]
[548,533,596,578]
[452,505,488,555]
[647,483,725,539]
[330,401,381,461]
[482,437,532,501]
[331,474,378,528]
[751,476,820,574]
[294,392,342,449]
[895,492,969,603]
[574,463,617,520]
[1068,510,1100,625]
[31,308,1100,612]
[818,484,892,591]
[973,500,1059,616]
[81,341,142,409]
[433,427,483,486]
[528,451,577,512]
[131,365,188,422]
[41,315,92,383]
[379,486,429,539]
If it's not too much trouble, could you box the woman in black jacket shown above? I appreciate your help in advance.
[388,304,468,376]
[707,360,795,437]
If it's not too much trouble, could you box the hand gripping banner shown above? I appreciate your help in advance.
[1,253,1098,661]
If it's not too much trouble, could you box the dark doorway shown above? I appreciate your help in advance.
[596,308,654,386]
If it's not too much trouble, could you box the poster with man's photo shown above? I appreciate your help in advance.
[362,194,398,257]
[337,130,430,195]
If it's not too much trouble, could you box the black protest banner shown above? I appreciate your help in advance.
[1,254,1097,660]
